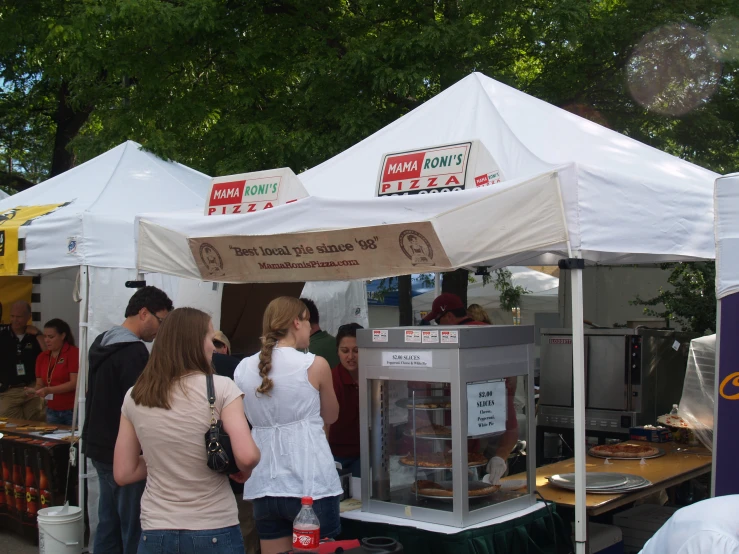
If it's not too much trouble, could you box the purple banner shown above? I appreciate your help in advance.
[716,293,739,496]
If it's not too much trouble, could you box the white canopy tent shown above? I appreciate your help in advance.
[0,141,222,546]
[412,267,559,325]
[134,73,717,551]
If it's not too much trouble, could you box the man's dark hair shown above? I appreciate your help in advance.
[124,286,174,318]
[299,297,320,326]
[336,323,363,347]
[451,307,467,318]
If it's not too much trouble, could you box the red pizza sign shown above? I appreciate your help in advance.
[205,168,308,216]
[377,143,472,197]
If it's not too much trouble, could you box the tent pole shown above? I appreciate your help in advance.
[434,272,441,297]
[570,253,587,554]
[76,265,90,513]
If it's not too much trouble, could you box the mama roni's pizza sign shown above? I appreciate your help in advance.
[375,140,505,197]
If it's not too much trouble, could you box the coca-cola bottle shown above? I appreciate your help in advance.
[12,449,25,515]
[292,497,320,552]
[24,450,37,517]
[37,452,51,509]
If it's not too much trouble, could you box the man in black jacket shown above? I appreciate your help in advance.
[82,286,173,554]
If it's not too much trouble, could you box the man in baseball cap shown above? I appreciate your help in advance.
[422,292,486,325]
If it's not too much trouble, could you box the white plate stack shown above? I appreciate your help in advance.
[613,504,678,553]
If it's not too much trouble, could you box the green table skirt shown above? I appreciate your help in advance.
[339,503,572,554]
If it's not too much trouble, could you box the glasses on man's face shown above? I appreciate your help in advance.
[149,311,165,325]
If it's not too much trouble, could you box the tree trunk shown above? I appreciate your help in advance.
[398,274,413,325]
[442,269,469,306]
[50,81,94,177]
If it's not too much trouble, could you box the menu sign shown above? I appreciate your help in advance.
[466,380,507,437]
[382,351,433,368]
[376,140,504,197]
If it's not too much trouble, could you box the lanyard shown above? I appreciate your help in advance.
[46,353,59,386]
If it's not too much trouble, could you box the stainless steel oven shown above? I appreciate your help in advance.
[538,328,695,435]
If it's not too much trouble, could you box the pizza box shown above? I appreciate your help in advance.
[629,426,672,443]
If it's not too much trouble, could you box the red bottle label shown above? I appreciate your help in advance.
[293,528,320,550]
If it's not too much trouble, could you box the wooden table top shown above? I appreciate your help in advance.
[0,417,74,444]
[506,442,712,516]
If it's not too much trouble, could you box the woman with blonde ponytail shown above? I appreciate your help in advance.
[234,297,341,554]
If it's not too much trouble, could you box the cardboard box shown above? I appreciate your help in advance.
[629,426,672,443]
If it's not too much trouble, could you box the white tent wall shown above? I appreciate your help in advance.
[37,267,80,333]
[559,266,673,329]
[87,267,223,342]
[301,280,369,335]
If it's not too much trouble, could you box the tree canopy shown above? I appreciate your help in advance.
[1,0,737,190]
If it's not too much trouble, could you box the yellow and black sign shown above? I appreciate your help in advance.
[0,204,67,276]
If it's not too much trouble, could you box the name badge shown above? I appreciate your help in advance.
[16,364,26,376]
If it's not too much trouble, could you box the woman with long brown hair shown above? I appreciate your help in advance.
[234,297,341,554]
[114,307,260,554]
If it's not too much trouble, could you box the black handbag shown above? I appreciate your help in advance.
[204,373,239,475]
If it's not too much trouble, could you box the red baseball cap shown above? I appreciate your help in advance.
[423,293,464,322]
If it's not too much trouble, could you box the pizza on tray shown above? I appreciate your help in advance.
[413,423,452,437]
[411,480,500,497]
[589,443,660,459]
[409,401,452,409]
[400,452,488,468]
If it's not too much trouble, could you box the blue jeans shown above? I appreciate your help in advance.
[137,525,244,554]
[252,495,341,541]
[93,460,146,554]
[46,408,73,426]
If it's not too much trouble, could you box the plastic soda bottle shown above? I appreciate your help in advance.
[293,496,320,552]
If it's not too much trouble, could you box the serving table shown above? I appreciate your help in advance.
[508,442,711,516]
[0,418,77,543]
[339,500,571,553]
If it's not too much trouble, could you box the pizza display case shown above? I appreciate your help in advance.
[356,326,536,527]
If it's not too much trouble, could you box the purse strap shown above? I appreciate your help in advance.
[206,373,217,425]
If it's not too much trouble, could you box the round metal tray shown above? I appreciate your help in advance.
[403,428,452,441]
[548,472,629,491]
[588,446,665,460]
[587,475,653,494]
[412,481,500,501]
[399,457,488,470]
[396,397,451,411]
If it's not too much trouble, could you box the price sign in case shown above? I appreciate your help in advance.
[356,325,536,528]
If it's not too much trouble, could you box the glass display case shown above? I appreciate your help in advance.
[357,326,536,527]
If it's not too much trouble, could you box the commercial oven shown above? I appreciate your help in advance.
[537,328,695,460]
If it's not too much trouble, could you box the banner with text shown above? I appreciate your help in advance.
[376,139,505,197]
[187,222,452,282]
[205,167,309,215]
[0,204,68,276]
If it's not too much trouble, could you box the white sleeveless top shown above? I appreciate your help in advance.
[234,347,343,500]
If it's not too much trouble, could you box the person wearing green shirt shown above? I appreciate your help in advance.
[300,298,340,369]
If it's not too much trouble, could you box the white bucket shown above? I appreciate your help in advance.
[37,504,83,554]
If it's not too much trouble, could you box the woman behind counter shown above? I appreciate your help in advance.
[29,319,79,426]
[328,323,363,477]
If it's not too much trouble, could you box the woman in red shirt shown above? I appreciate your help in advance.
[327,323,363,477]
[28,319,79,426]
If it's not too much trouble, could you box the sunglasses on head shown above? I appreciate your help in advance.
[338,323,364,332]
[213,339,225,349]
